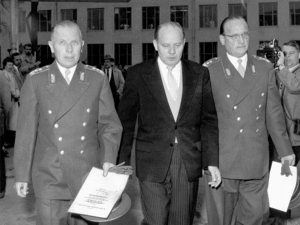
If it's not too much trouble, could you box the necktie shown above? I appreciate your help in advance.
[65,69,71,84]
[106,69,110,81]
[237,59,245,78]
[167,67,179,100]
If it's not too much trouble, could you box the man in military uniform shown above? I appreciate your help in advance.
[203,16,295,225]
[14,20,122,225]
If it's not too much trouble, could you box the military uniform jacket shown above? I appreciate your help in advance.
[276,64,300,146]
[205,54,293,180]
[118,58,219,183]
[14,62,122,199]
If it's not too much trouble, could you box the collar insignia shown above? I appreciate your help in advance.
[252,65,256,74]
[80,72,85,81]
[225,68,231,77]
[50,74,55,84]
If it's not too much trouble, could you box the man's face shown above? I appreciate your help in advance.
[13,55,21,67]
[24,47,32,56]
[282,45,300,69]
[220,18,249,58]
[48,25,84,68]
[5,62,14,73]
[104,59,112,69]
[153,25,185,68]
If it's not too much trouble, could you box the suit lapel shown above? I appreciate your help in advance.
[177,60,198,122]
[221,55,244,91]
[235,56,261,105]
[141,59,174,120]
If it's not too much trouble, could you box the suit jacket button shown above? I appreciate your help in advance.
[175,126,177,130]
[170,143,174,147]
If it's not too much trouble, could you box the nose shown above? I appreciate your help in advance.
[66,43,73,52]
[169,46,175,55]
[237,34,245,44]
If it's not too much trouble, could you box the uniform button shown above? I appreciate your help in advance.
[48,110,52,114]
[80,150,84,154]
[226,94,230,98]
[58,137,62,141]
[60,150,65,155]
[83,122,86,126]
[237,117,241,121]
[256,117,259,120]
[255,109,258,111]
[240,129,243,133]
[81,136,85,141]
[256,129,259,132]
[170,143,174,147]
[259,104,262,108]
[234,106,237,110]
[87,108,90,113]
[54,124,59,128]
[261,93,265,97]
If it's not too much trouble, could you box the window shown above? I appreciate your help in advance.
[290,2,300,25]
[170,6,188,28]
[36,45,53,67]
[199,5,217,28]
[115,8,131,30]
[183,43,188,60]
[199,42,218,65]
[115,44,131,66]
[142,43,157,61]
[19,11,26,33]
[229,4,247,21]
[87,44,104,68]
[61,9,77,23]
[87,8,104,30]
[142,7,159,29]
[259,2,278,26]
[38,10,51,32]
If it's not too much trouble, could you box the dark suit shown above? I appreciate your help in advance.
[14,62,122,224]
[118,58,219,224]
[204,54,294,225]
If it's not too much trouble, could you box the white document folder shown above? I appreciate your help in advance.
[268,161,297,212]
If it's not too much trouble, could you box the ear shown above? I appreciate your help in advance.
[153,39,158,51]
[48,41,54,54]
[219,35,225,46]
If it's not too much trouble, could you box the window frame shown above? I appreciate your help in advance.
[170,5,189,28]
[114,7,132,30]
[87,8,104,31]
[259,2,278,26]
[199,5,218,28]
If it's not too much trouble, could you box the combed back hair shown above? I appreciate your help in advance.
[23,43,32,49]
[11,52,20,60]
[3,57,13,68]
[220,16,248,35]
[283,40,300,51]
[51,20,82,41]
[154,21,185,40]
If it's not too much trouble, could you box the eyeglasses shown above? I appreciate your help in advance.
[222,32,250,42]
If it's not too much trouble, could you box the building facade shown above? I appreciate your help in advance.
[0,0,299,68]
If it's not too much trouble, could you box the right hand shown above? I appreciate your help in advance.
[14,182,29,197]
[276,51,285,66]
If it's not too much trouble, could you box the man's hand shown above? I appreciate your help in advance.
[102,162,115,177]
[276,51,285,67]
[14,182,29,197]
[281,154,295,166]
[207,166,222,188]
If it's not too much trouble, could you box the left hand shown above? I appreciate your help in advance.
[207,166,222,188]
[102,162,115,177]
[281,154,296,166]
[276,51,285,67]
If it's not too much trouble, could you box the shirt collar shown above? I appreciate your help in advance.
[56,61,77,76]
[227,52,248,69]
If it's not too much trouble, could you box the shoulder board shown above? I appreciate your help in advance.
[29,65,50,76]
[202,57,220,67]
[85,65,104,75]
[252,55,271,64]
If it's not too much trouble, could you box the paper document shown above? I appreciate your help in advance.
[268,161,297,212]
[68,167,129,218]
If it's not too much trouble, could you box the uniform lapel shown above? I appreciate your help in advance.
[55,63,90,121]
[176,60,198,122]
[141,59,174,120]
[235,55,261,105]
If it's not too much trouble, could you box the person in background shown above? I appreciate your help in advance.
[19,44,41,80]
[0,62,14,198]
[276,41,300,219]
[2,57,20,148]
[203,16,295,225]
[103,55,125,109]
[14,20,122,225]
[10,53,24,89]
[118,21,221,225]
